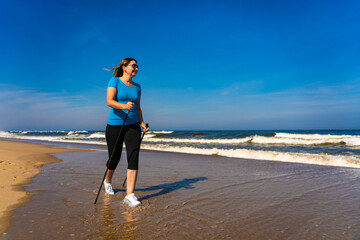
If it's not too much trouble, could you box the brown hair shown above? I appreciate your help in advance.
[106,57,137,77]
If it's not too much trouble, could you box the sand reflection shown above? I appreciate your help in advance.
[101,196,140,240]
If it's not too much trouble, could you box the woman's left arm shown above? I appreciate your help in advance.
[137,97,149,132]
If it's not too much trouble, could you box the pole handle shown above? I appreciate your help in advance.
[126,99,134,114]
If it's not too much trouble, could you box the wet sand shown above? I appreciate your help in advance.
[0,139,90,235]
[1,140,360,239]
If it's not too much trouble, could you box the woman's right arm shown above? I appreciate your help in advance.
[107,87,134,110]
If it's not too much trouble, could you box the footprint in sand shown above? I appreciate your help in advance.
[0,160,11,165]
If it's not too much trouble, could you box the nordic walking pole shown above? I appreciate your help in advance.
[122,123,149,187]
[94,99,133,204]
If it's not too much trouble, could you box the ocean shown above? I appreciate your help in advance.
[1,129,360,168]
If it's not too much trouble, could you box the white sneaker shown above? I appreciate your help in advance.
[124,193,141,207]
[104,180,115,195]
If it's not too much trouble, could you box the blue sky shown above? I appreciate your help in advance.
[1,0,359,130]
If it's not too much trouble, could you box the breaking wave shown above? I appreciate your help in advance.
[1,130,359,168]
[142,144,360,168]
[143,134,360,147]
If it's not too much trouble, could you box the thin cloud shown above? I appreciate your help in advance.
[220,80,264,95]
[142,79,360,130]
[0,87,107,130]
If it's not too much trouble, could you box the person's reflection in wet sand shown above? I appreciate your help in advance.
[121,205,139,239]
[98,195,119,239]
[91,195,139,240]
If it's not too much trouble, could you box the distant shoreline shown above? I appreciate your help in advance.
[1,128,360,168]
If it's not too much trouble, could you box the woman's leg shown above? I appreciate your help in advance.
[105,124,125,183]
[124,124,141,195]
[105,170,115,184]
[126,169,138,195]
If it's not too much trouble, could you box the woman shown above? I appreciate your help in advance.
[105,57,149,207]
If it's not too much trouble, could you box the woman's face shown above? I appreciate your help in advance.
[124,60,139,77]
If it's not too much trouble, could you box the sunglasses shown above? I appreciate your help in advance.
[127,64,139,69]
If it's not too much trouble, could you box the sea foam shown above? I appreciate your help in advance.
[143,134,360,147]
[142,144,360,168]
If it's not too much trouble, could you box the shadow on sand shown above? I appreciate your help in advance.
[138,177,208,201]
[115,177,208,201]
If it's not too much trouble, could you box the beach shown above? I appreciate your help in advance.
[0,139,90,235]
[1,139,360,239]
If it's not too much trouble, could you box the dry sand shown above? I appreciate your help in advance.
[0,139,90,234]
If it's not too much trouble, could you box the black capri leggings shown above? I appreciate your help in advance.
[105,123,141,170]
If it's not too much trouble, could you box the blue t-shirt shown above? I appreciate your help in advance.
[107,77,141,125]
